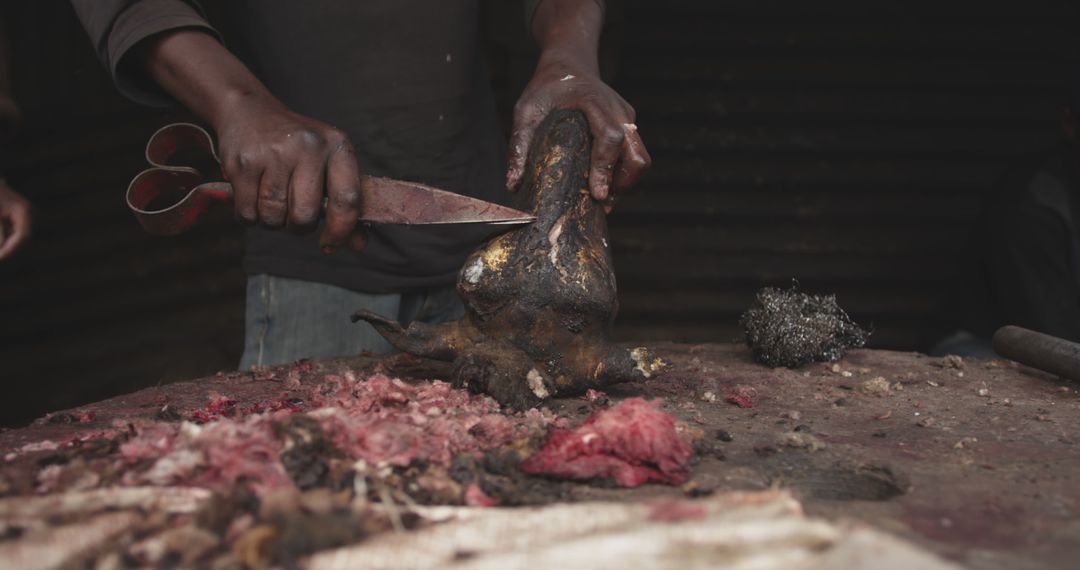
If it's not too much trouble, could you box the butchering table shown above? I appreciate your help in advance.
[1,343,1077,569]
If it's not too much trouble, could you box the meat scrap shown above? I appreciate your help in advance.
[189,393,237,423]
[0,372,702,568]
[115,372,560,496]
[463,483,500,508]
[724,384,756,408]
[520,398,694,487]
[186,392,307,424]
[725,394,754,408]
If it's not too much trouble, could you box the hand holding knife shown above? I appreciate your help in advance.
[126,123,535,237]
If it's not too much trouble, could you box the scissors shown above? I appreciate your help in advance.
[125,123,535,236]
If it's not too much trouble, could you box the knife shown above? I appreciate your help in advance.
[126,123,535,236]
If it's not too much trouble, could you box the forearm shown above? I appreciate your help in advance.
[136,29,282,131]
[134,29,362,251]
[531,0,604,74]
[510,0,647,202]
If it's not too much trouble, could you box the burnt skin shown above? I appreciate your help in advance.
[352,110,661,408]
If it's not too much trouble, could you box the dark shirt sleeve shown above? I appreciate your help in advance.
[70,0,220,107]
[988,201,1080,342]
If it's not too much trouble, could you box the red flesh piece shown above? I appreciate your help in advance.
[584,389,608,404]
[519,398,694,487]
[725,394,754,408]
[463,483,499,507]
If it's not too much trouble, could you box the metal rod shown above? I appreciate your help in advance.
[992,325,1080,382]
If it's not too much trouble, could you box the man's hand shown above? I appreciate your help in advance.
[507,0,650,212]
[508,62,650,210]
[213,92,366,254]
[139,31,365,253]
[0,180,31,260]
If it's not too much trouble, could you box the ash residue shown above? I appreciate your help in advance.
[739,285,868,368]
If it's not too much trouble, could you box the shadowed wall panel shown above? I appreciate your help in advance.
[607,0,1078,348]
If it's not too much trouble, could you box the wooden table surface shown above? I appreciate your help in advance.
[2,343,1077,569]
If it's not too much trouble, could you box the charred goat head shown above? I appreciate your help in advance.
[352,110,661,408]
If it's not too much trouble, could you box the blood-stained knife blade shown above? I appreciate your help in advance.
[359,177,535,226]
[126,122,535,235]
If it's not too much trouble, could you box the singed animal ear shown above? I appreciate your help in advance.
[350,310,478,361]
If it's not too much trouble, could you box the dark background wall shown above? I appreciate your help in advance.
[1,0,1077,427]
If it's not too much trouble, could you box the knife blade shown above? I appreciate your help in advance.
[357,176,535,225]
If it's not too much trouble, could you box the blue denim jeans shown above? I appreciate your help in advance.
[239,274,465,369]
